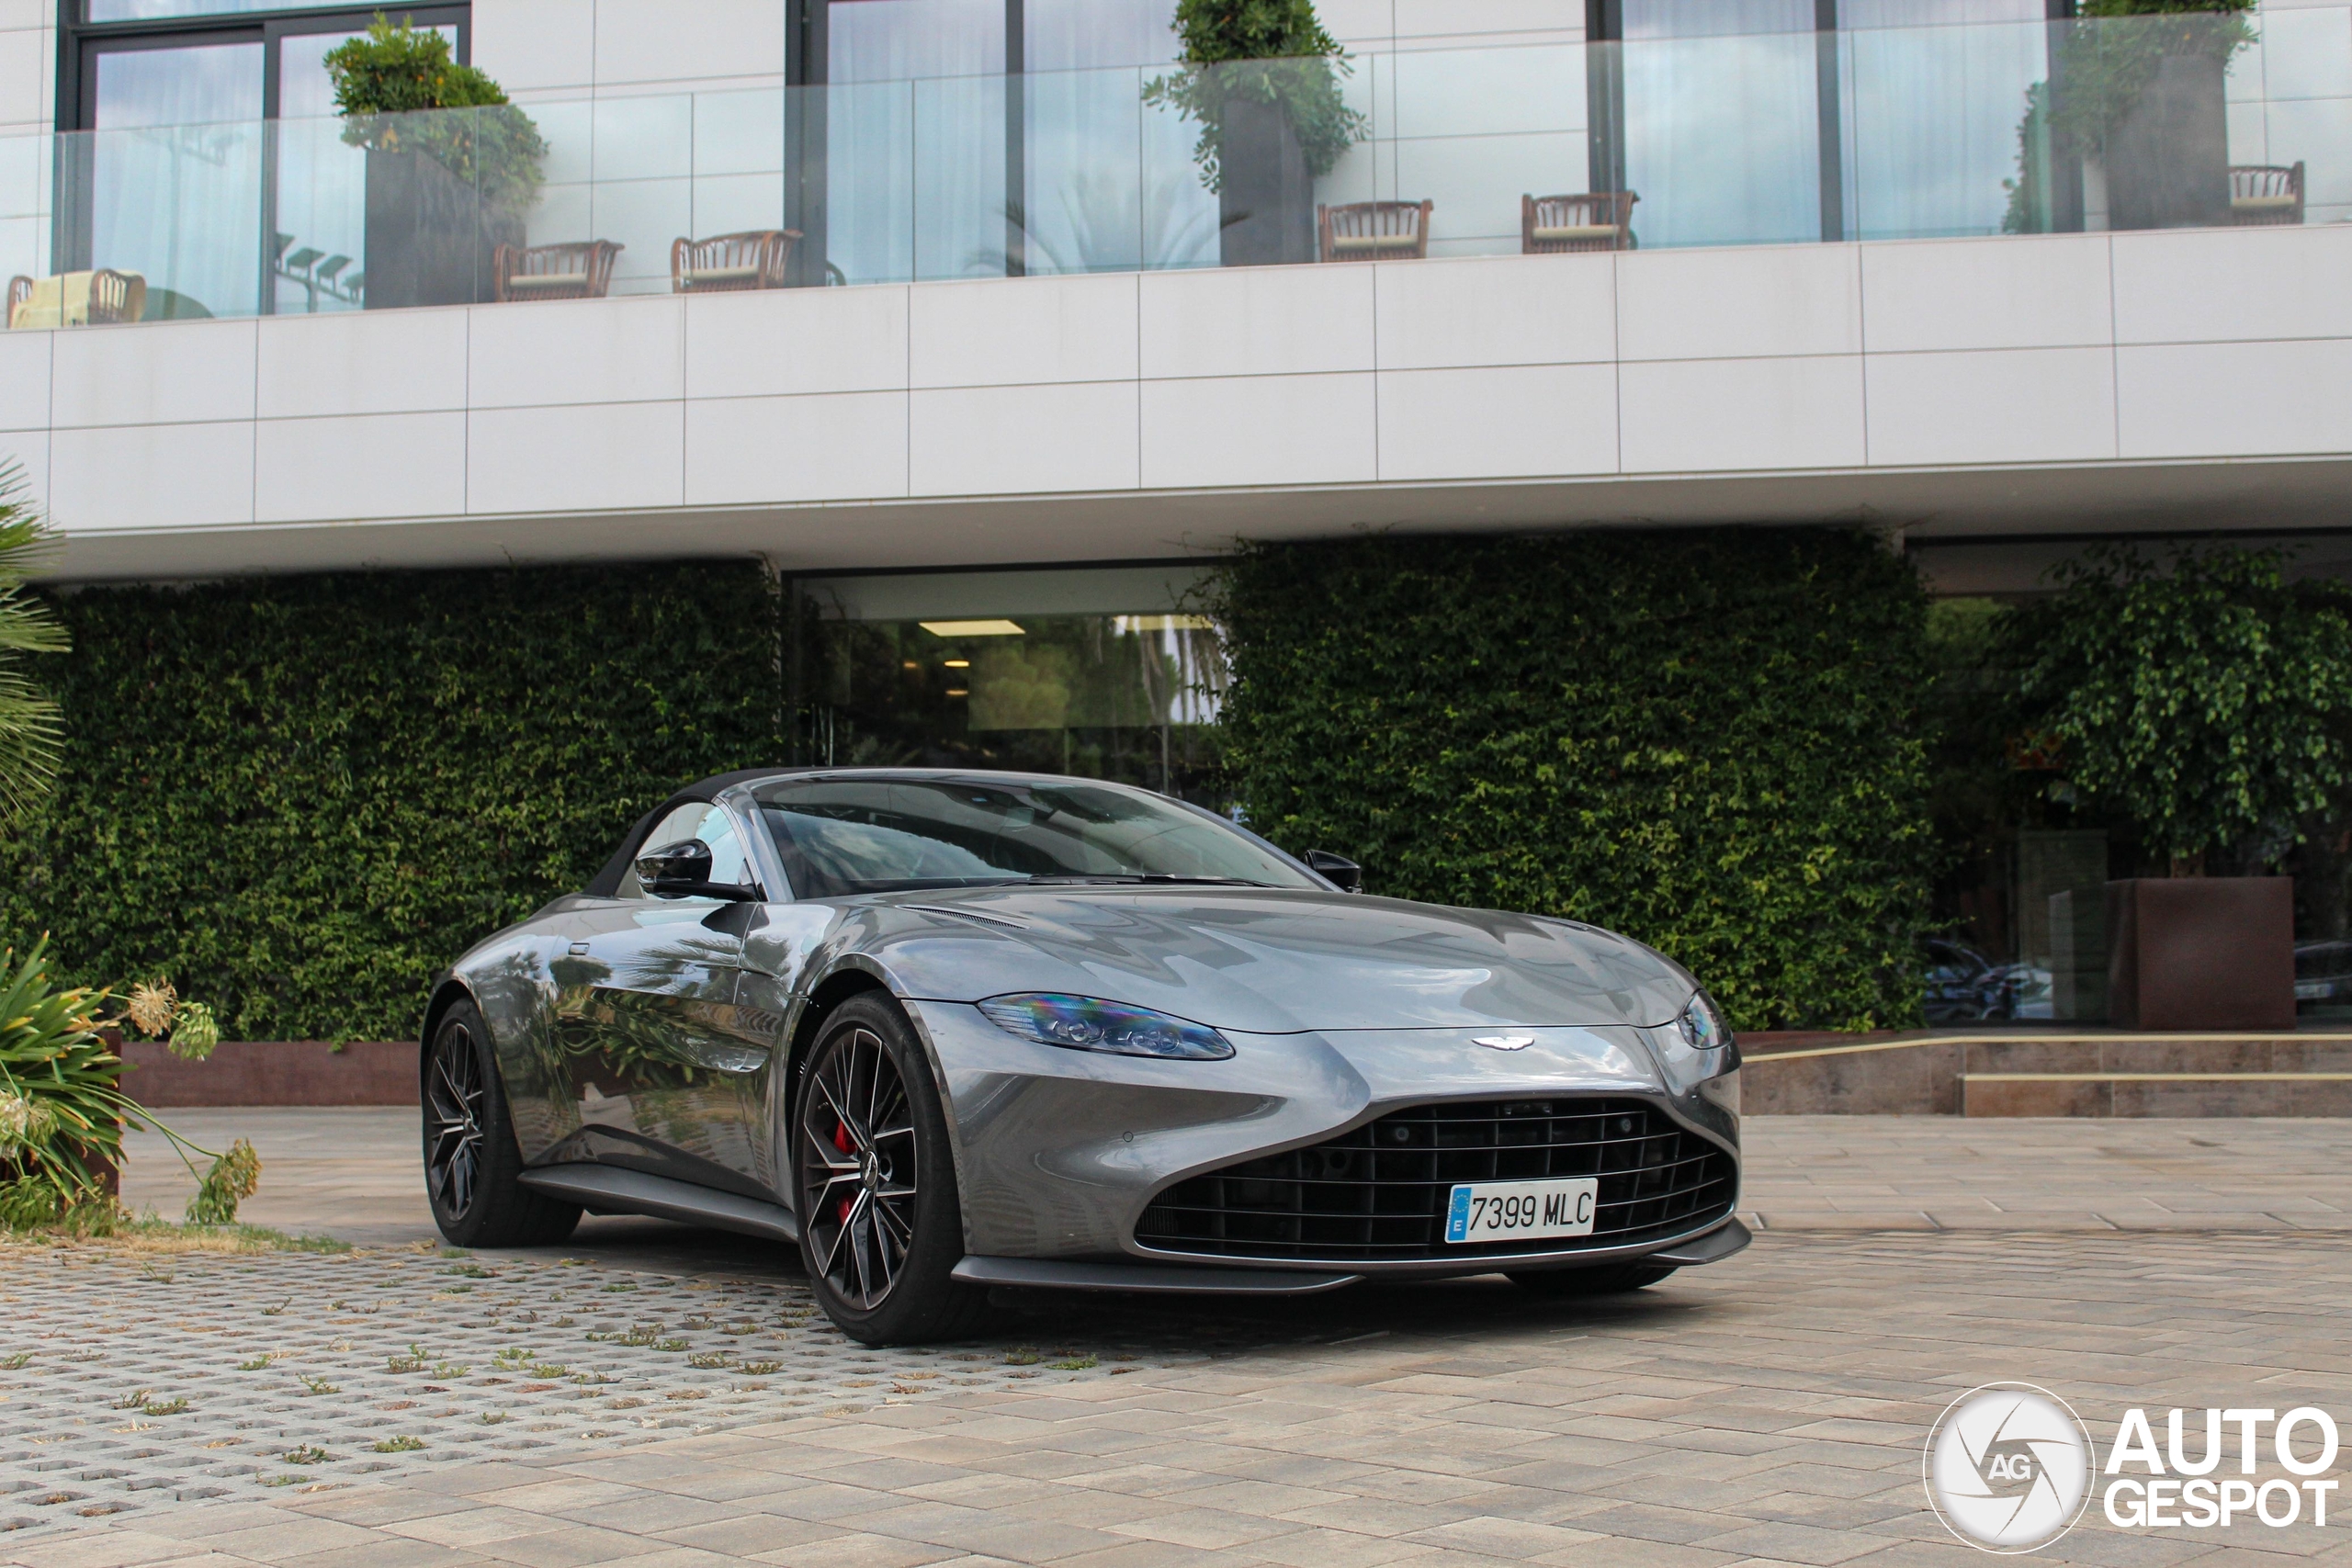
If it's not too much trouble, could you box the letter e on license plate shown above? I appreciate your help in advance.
[1444,1177,1600,1244]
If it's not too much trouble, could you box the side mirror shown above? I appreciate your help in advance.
[1304,850,1363,893]
[634,838,746,899]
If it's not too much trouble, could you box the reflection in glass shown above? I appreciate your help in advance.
[800,587,1229,807]
[270,29,402,313]
[1620,3,1821,246]
[1844,18,2047,239]
[90,40,265,319]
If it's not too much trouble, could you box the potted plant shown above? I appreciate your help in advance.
[2043,0,2253,231]
[1144,0,1368,266]
[2008,543,2352,1028]
[327,15,548,309]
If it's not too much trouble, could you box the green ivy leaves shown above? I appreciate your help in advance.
[1212,530,1937,1032]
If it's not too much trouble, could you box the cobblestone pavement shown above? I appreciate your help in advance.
[6,1113,2348,1566]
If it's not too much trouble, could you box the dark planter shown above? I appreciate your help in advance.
[2105,876,2294,1030]
[363,148,522,309]
[1218,96,1316,267]
[2104,51,2230,231]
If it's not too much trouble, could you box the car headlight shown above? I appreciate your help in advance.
[1678,991,1730,1054]
[977,993,1235,1061]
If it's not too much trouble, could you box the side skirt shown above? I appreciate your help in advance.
[518,1163,799,1245]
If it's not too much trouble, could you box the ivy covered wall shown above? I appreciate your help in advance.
[0,563,781,1043]
[1214,528,1936,1032]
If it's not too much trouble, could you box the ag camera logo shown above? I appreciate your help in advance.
[1924,1383,2096,1553]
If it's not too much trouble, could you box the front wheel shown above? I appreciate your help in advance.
[423,998,581,1247]
[1508,1261,1678,1297]
[795,994,989,1346]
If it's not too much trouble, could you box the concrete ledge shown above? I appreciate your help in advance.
[1744,1032,2352,1114]
[119,1040,414,1107]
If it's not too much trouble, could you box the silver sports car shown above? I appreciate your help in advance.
[422,768,1747,1345]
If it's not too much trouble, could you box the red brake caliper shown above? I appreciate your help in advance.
[833,1121,854,1224]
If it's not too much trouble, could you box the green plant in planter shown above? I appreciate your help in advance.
[1143,0,1369,192]
[0,463,66,830]
[326,14,547,218]
[2006,543,2352,874]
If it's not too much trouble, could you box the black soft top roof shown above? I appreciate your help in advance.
[581,765,801,897]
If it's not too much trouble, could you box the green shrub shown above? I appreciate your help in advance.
[0,936,126,1203]
[0,562,782,1043]
[326,14,546,217]
[1144,0,1368,189]
[1213,530,1936,1032]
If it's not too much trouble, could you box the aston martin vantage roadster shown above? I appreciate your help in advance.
[421,768,1747,1345]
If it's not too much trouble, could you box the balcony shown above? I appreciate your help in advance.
[2,7,2343,321]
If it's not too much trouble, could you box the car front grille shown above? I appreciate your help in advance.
[1133,1098,1736,1263]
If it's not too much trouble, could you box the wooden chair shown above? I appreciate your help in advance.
[7,268,147,329]
[2228,163,2303,226]
[494,240,624,303]
[1522,193,1638,253]
[671,231,800,293]
[1317,200,1432,263]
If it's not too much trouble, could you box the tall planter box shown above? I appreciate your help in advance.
[1219,96,1316,266]
[2105,876,2294,1030]
[2104,51,2229,231]
[364,149,520,309]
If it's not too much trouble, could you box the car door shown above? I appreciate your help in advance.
[550,801,775,1196]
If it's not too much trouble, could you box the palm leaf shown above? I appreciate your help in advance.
[0,461,67,826]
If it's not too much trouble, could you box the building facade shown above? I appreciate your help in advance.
[6,0,2352,1014]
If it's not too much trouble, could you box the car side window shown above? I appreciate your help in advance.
[616,803,756,898]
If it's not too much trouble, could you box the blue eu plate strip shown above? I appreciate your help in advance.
[1443,1183,1474,1244]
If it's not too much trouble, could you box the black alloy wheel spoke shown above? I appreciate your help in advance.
[425,1024,484,1219]
[799,1023,918,1313]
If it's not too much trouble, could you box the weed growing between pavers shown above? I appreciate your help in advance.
[0,1241,1206,1538]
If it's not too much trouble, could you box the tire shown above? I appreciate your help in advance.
[1507,1261,1679,1297]
[423,998,582,1248]
[794,993,990,1347]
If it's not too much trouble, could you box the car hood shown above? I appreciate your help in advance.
[845,886,1696,1033]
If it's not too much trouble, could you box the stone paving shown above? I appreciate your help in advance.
[4,1111,2347,1566]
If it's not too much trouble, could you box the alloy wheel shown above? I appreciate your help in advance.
[425,1021,487,1219]
[798,1025,920,1311]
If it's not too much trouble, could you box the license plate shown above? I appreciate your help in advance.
[1444,1177,1600,1245]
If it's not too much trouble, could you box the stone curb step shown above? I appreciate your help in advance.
[1961,1070,2352,1118]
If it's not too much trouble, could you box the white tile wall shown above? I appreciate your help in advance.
[1140,373,1378,489]
[1866,347,2118,467]
[50,321,257,430]
[1620,355,1867,472]
[50,421,254,532]
[256,309,469,420]
[591,0,786,89]
[1860,234,2114,354]
[909,274,1139,389]
[468,400,684,513]
[1139,266,1376,379]
[684,287,909,400]
[1377,363,1617,480]
[472,0,595,95]
[255,412,469,523]
[467,295,683,408]
[0,26,45,135]
[684,391,908,505]
[910,382,1140,495]
[1618,245,1864,361]
[2111,225,2352,345]
[0,326,48,431]
[1374,253,1613,369]
[0,430,47,502]
[2118,339,2352,458]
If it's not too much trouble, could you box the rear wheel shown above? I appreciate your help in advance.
[424,999,581,1247]
[1508,1262,1678,1296]
[795,994,989,1346]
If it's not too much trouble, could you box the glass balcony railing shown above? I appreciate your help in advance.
[0,6,2338,327]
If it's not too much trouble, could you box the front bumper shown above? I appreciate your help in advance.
[910,1000,1741,1273]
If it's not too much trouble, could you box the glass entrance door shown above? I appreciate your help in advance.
[85,38,266,318]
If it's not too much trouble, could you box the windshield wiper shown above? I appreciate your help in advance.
[1023,874,1276,887]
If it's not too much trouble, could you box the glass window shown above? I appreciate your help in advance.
[754,775,1316,897]
[89,0,329,17]
[796,567,1230,807]
[87,40,266,318]
[619,803,757,898]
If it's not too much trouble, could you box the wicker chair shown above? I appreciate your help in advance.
[1317,200,1432,263]
[1522,192,1638,253]
[494,240,624,303]
[2228,163,2304,226]
[7,268,147,329]
[671,230,800,293]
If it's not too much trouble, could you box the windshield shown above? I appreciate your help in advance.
[753,776,1319,897]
